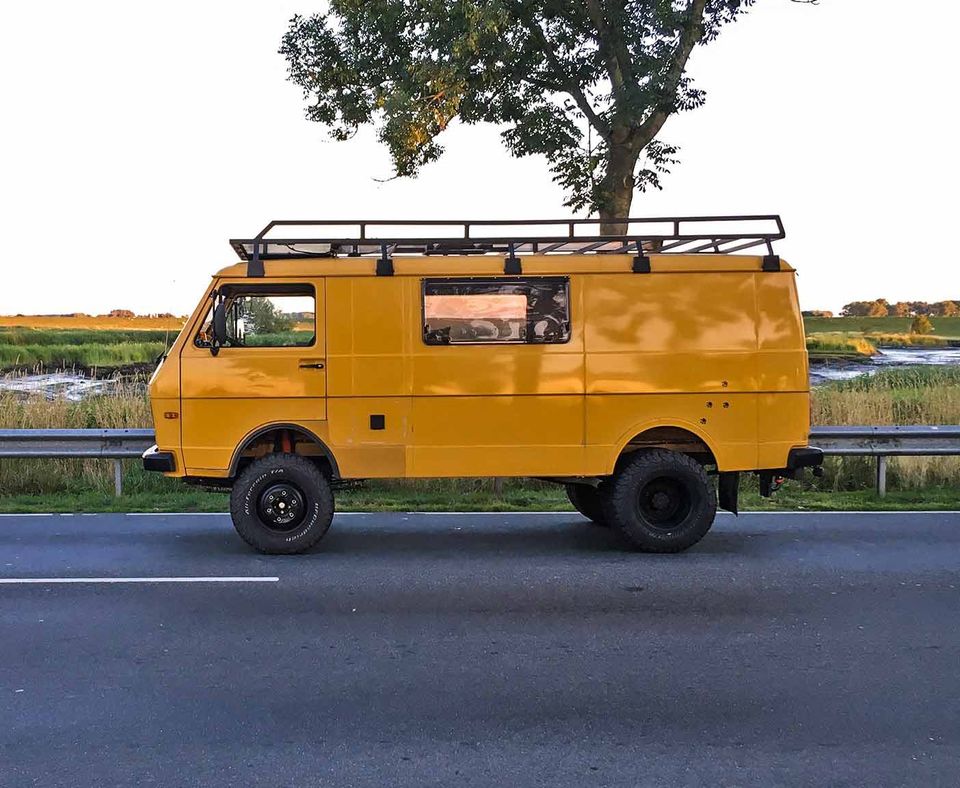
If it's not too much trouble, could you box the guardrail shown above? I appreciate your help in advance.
[0,426,957,497]
[809,425,960,497]
[0,429,155,496]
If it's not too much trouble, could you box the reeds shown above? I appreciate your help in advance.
[806,333,877,356]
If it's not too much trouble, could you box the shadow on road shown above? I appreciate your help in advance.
[163,514,754,560]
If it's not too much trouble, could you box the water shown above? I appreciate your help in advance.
[2,347,958,400]
[810,347,960,385]
[0,372,123,401]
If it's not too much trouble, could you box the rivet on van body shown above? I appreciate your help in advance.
[706,401,713,408]
[699,418,707,425]
[721,380,729,388]
[163,412,179,420]
[723,401,730,408]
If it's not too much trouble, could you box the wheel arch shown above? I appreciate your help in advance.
[228,422,340,479]
[611,420,719,472]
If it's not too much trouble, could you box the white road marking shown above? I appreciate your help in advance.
[0,577,279,584]
[0,511,958,518]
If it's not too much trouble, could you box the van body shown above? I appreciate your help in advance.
[144,217,822,553]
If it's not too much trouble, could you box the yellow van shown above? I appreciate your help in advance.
[143,217,822,554]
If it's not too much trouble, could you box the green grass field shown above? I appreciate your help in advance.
[0,327,173,369]
[803,316,960,339]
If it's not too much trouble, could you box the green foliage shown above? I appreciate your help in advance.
[910,314,934,335]
[243,331,314,347]
[0,342,164,369]
[244,298,294,335]
[280,0,758,218]
[0,328,174,346]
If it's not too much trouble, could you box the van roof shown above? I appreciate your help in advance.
[225,216,787,277]
[213,254,794,279]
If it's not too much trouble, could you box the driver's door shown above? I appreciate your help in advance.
[179,280,326,474]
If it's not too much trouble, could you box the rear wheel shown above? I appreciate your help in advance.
[565,483,609,526]
[229,453,334,554]
[603,449,716,553]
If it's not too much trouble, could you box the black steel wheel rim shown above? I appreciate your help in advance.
[257,482,307,532]
[636,476,692,530]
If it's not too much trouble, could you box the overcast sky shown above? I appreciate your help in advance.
[2,1,957,315]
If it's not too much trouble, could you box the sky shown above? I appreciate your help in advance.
[1,1,957,316]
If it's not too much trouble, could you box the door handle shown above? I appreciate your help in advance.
[299,361,325,369]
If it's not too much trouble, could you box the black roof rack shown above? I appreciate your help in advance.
[229,216,785,277]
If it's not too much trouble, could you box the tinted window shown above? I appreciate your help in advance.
[423,278,570,345]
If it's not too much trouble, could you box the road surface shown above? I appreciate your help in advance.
[2,511,959,786]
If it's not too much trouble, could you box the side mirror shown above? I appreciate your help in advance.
[211,300,227,356]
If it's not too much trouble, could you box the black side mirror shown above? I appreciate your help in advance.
[211,300,227,356]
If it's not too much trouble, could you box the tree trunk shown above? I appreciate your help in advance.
[598,137,640,235]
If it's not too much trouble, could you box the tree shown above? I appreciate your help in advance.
[280,1,807,231]
[934,301,959,317]
[841,301,873,317]
[910,314,933,335]
[892,301,912,317]
[867,299,889,318]
[245,298,293,335]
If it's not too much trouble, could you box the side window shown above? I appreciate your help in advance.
[423,277,570,345]
[195,285,316,348]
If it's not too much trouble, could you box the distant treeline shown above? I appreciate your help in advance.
[804,300,960,319]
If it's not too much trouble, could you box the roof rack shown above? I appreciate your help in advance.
[229,215,785,277]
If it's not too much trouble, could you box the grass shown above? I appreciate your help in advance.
[0,328,177,345]
[803,316,960,339]
[806,333,876,357]
[0,315,184,330]
[867,332,948,347]
[0,366,957,511]
[0,327,175,369]
[3,484,958,514]
[0,342,166,369]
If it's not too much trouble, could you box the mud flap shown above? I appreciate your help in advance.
[718,472,739,515]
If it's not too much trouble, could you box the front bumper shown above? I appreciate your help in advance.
[142,444,176,473]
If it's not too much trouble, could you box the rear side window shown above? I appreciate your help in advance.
[423,277,570,345]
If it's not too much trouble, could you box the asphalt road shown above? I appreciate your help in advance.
[2,511,960,787]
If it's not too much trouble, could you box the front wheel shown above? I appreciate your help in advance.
[603,449,716,553]
[229,453,334,554]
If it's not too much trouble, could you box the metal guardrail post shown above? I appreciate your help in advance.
[114,460,123,497]
[876,456,887,498]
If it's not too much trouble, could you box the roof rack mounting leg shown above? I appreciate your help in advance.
[248,241,264,277]
[504,243,522,275]
[376,244,394,276]
[762,254,781,272]
[632,242,650,273]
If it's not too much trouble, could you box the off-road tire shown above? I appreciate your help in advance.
[603,449,716,553]
[229,453,334,555]
[565,483,609,526]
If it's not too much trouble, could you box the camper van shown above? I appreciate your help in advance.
[143,217,822,554]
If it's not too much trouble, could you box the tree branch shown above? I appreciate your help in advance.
[633,0,707,146]
[582,0,627,100]
[520,16,611,142]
